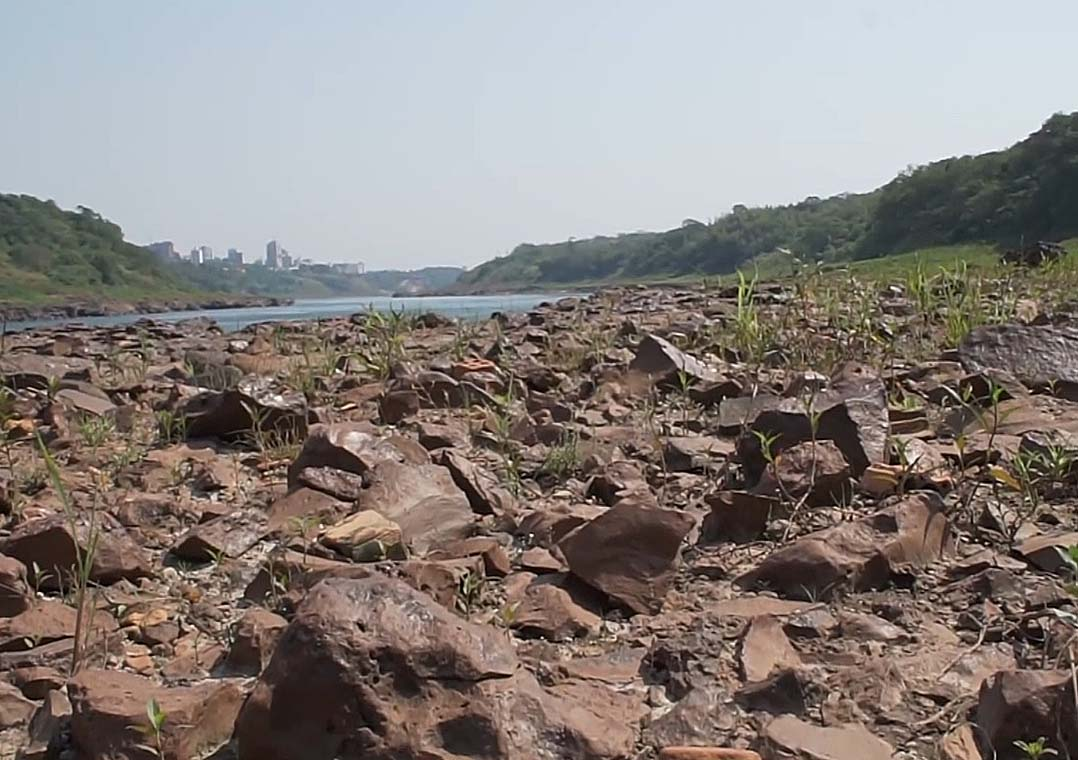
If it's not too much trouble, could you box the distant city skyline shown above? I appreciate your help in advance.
[3,3,1078,270]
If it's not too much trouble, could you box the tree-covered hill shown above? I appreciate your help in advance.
[0,195,194,303]
[457,111,1078,289]
[0,193,464,306]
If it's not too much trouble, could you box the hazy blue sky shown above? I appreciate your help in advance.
[2,1,1076,270]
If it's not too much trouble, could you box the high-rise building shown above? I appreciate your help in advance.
[227,248,244,266]
[279,250,293,270]
[199,245,213,261]
[189,247,203,265]
[145,241,176,261]
[266,240,282,269]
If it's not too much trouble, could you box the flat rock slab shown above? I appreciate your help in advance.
[763,715,893,760]
[960,324,1078,390]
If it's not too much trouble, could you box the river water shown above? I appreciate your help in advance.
[4,294,580,334]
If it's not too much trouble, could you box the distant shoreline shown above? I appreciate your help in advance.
[0,294,293,323]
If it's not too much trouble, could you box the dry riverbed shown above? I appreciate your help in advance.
[1,264,1078,759]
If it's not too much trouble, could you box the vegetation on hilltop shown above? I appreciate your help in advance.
[0,192,464,305]
[458,111,1078,289]
[0,195,193,303]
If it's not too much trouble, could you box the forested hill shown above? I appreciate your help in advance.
[457,111,1078,288]
[0,195,194,303]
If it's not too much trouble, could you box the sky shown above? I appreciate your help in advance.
[2,1,1077,270]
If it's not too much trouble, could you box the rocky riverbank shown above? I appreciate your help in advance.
[0,267,1077,758]
[0,295,293,324]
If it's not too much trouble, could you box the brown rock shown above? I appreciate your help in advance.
[225,607,288,676]
[360,462,474,554]
[11,665,65,699]
[320,510,404,559]
[700,491,783,544]
[397,556,484,609]
[938,724,982,760]
[585,460,649,506]
[294,466,366,501]
[559,501,694,614]
[659,749,761,760]
[520,546,565,573]
[21,689,71,760]
[763,715,893,760]
[429,536,512,577]
[171,509,268,561]
[1016,532,1078,573]
[753,440,851,506]
[740,616,801,683]
[0,514,151,588]
[976,669,1077,758]
[0,554,31,617]
[235,576,636,760]
[286,424,406,490]
[68,669,245,760]
[512,583,601,641]
[630,334,717,386]
[960,324,1078,391]
[179,377,307,442]
[0,680,35,728]
[736,492,949,600]
[0,600,118,652]
[433,449,517,517]
[266,487,351,533]
[738,363,889,483]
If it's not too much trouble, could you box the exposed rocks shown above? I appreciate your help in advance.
[235,576,637,759]
[179,377,308,441]
[0,515,151,587]
[736,492,950,599]
[763,715,893,760]
[976,669,1077,758]
[68,669,245,760]
[960,324,1078,392]
[630,334,717,386]
[6,278,1078,759]
[559,501,695,614]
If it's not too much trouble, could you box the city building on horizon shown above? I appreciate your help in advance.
[279,249,293,270]
[199,245,213,262]
[188,247,203,265]
[227,248,244,266]
[265,239,282,269]
[145,241,177,261]
[331,262,365,275]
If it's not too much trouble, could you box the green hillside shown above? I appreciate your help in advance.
[458,111,1078,289]
[0,193,464,306]
[0,195,195,304]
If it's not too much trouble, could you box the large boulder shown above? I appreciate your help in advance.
[0,514,151,588]
[179,377,307,442]
[976,669,1077,759]
[286,424,407,491]
[559,501,695,614]
[359,462,475,554]
[736,363,889,483]
[235,576,638,760]
[68,669,245,760]
[960,324,1078,393]
[736,492,950,600]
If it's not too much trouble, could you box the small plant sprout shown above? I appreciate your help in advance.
[455,569,484,615]
[1014,737,1058,759]
[134,698,167,757]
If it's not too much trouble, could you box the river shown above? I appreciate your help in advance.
[3,294,580,334]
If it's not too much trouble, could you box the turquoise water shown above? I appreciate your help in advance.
[5,293,580,333]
